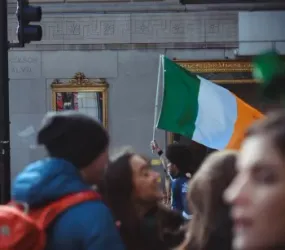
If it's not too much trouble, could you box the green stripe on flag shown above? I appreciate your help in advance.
[156,57,200,138]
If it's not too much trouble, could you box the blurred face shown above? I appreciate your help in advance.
[224,135,285,250]
[81,150,109,185]
[131,155,163,203]
[167,162,179,176]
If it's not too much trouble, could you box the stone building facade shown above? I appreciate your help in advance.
[6,0,285,178]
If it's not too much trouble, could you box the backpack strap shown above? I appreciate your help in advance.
[30,190,101,229]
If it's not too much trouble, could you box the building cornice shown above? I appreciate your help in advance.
[7,2,285,15]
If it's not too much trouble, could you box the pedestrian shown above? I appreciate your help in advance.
[224,111,285,250]
[179,150,237,250]
[101,147,186,250]
[151,141,195,219]
[8,111,125,250]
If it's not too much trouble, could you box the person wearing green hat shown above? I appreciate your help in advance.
[253,50,285,102]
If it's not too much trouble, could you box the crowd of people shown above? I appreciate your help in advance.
[2,108,285,250]
[1,56,285,250]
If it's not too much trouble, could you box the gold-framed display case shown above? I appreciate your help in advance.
[177,59,254,84]
[166,59,255,145]
[51,72,109,128]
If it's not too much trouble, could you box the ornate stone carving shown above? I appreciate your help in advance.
[8,15,131,44]
[52,72,107,87]
[177,61,252,73]
[175,60,255,84]
[8,12,237,46]
[131,13,237,44]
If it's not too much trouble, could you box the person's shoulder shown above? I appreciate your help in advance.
[176,177,189,186]
[157,204,185,223]
[176,175,188,182]
[48,200,125,250]
[173,177,186,187]
[172,177,189,193]
[56,200,115,231]
[65,199,112,218]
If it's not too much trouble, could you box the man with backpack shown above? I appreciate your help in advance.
[0,112,125,250]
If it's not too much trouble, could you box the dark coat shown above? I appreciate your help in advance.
[137,205,186,250]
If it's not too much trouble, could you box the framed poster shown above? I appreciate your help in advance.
[51,72,109,128]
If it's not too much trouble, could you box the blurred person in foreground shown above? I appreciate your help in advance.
[12,111,125,250]
[178,150,237,250]
[253,50,285,103]
[224,111,285,250]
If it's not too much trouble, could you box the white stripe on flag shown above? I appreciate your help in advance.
[192,77,238,149]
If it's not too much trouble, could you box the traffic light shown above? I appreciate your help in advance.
[16,0,42,46]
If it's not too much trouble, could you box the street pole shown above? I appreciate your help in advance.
[0,0,11,204]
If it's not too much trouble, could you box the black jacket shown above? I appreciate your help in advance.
[139,205,186,250]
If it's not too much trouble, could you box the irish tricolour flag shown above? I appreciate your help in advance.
[154,55,264,150]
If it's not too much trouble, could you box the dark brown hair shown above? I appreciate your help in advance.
[185,150,237,250]
[166,144,194,175]
[101,148,142,250]
[101,147,186,250]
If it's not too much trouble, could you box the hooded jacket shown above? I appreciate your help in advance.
[12,158,125,250]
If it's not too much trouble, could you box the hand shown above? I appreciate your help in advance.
[150,140,160,152]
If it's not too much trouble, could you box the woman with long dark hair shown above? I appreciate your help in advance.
[101,147,186,250]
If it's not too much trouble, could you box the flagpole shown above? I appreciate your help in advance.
[152,55,163,141]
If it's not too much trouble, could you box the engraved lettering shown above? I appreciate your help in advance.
[178,61,252,73]
[8,53,40,79]
[9,56,38,64]
[11,66,32,73]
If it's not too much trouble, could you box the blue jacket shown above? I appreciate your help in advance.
[171,175,191,219]
[12,158,125,250]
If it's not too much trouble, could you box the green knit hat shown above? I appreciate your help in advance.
[252,51,285,101]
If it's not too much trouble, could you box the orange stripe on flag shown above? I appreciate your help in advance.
[226,95,264,150]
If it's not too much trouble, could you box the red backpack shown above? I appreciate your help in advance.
[0,190,100,250]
